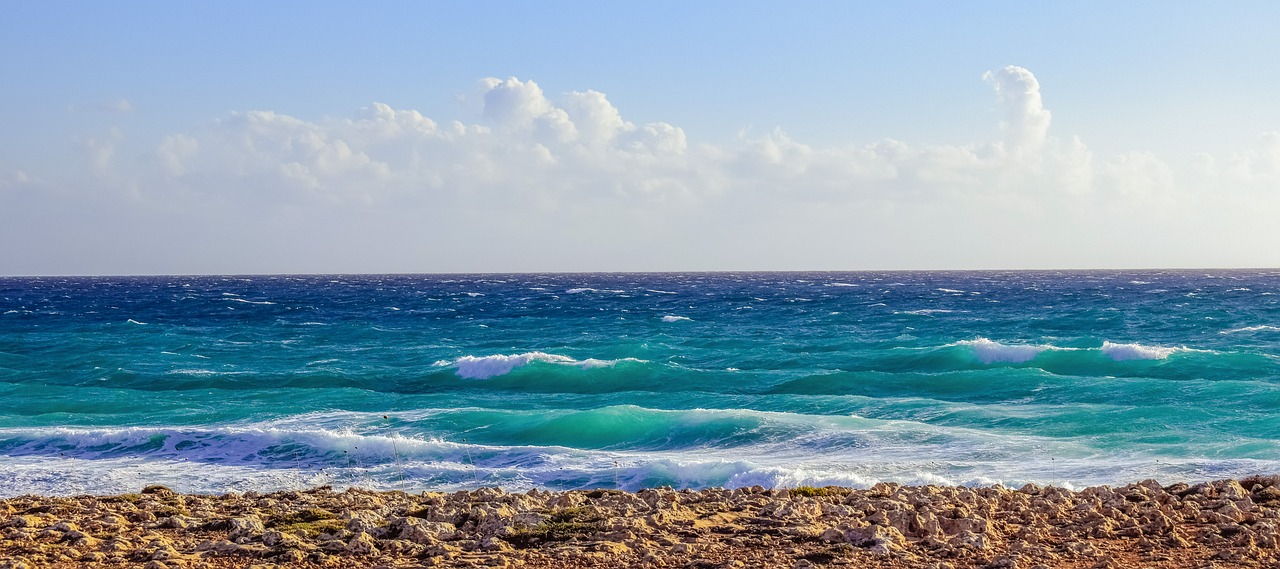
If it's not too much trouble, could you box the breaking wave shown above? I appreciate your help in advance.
[436,352,647,380]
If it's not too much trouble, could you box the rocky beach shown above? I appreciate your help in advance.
[4,477,1280,568]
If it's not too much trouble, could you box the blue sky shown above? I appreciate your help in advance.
[3,2,1280,274]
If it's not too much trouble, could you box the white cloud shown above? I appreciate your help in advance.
[1098,151,1175,198]
[562,90,629,146]
[6,67,1280,273]
[141,70,1083,206]
[984,66,1051,159]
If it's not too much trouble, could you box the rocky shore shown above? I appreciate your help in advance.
[4,477,1280,568]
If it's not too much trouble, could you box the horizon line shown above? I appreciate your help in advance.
[3,267,1279,279]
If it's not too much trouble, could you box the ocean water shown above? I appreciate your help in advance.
[3,271,1280,497]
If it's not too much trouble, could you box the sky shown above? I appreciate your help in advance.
[3,1,1280,275]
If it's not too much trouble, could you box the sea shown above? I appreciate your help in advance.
[3,270,1280,497]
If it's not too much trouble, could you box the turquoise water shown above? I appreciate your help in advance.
[2,271,1280,496]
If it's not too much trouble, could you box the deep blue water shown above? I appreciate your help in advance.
[2,271,1280,496]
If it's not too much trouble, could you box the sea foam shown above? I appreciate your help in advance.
[1221,325,1280,335]
[440,352,645,379]
[955,338,1051,364]
[1100,341,1180,361]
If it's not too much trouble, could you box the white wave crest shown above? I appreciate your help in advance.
[661,315,692,323]
[1221,325,1280,335]
[168,369,220,376]
[899,309,955,316]
[955,338,1050,364]
[566,288,625,294]
[441,352,644,379]
[227,298,276,305]
[125,319,147,325]
[1100,341,1180,361]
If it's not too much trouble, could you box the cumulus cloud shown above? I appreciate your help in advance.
[118,68,1094,207]
[6,67,1280,273]
[984,66,1051,159]
[134,76,702,207]
[130,67,1091,215]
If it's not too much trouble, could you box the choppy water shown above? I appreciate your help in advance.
[3,271,1280,496]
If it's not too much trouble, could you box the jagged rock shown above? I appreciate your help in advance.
[159,515,192,529]
[261,530,303,548]
[196,539,242,555]
[343,509,384,535]
[346,532,378,555]
[387,516,456,544]
[949,530,990,550]
[49,521,78,533]
[227,515,265,541]
[822,524,906,554]
[7,480,1280,568]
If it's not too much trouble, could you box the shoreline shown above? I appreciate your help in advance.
[4,477,1279,568]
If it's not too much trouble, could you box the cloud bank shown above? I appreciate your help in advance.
[4,67,1280,274]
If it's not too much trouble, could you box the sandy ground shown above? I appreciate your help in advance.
[4,477,1280,568]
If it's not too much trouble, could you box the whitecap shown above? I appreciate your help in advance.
[1221,325,1280,334]
[441,352,645,379]
[227,298,276,305]
[1100,341,1180,361]
[955,338,1051,364]
[661,315,692,323]
[168,369,219,376]
[899,309,955,316]
[126,319,147,325]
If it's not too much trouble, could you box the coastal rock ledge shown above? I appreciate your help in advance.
[5,477,1280,568]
